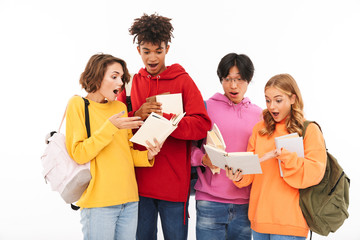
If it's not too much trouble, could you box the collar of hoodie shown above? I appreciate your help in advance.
[211,93,251,118]
[212,93,251,108]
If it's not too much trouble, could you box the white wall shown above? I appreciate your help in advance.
[0,0,359,239]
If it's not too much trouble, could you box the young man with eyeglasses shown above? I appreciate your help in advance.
[191,53,262,240]
[117,13,211,240]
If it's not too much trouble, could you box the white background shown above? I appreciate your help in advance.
[1,0,359,239]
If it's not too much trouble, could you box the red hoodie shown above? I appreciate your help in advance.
[118,63,211,202]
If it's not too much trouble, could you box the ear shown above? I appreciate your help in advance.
[165,44,170,54]
[290,94,296,105]
[137,45,141,55]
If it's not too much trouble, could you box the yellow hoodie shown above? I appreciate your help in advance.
[234,120,326,237]
[65,96,153,208]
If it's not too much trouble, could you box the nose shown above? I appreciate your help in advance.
[118,77,124,86]
[149,52,157,62]
[269,101,275,110]
[230,80,237,88]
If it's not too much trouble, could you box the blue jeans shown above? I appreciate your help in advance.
[196,200,251,240]
[80,201,138,240]
[136,196,189,240]
[252,230,306,240]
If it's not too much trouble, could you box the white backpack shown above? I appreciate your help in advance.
[41,97,91,204]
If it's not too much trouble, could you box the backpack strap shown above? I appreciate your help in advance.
[71,97,91,211]
[125,74,134,112]
[82,98,91,138]
[303,121,327,150]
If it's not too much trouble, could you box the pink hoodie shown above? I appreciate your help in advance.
[191,93,262,204]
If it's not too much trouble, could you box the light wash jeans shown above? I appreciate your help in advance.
[252,230,306,240]
[80,201,138,240]
[196,200,251,240]
[136,196,189,240]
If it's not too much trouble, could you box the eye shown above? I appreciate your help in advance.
[265,99,270,103]
[276,99,282,103]
[157,51,163,54]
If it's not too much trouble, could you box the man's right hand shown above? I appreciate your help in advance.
[134,102,162,120]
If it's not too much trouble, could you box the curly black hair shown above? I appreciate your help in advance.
[129,13,174,46]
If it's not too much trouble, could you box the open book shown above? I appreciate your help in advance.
[206,123,226,151]
[203,145,262,175]
[205,124,226,174]
[146,93,183,115]
[203,124,262,175]
[275,133,304,177]
[130,112,186,147]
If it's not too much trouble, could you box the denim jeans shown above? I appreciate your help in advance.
[136,196,189,240]
[252,230,306,240]
[80,201,138,240]
[196,200,251,240]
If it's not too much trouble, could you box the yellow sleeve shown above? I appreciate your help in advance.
[127,128,154,167]
[65,96,118,164]
[279,123,327,189]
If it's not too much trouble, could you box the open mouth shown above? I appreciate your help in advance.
[148,63,158,68]
[272,112,279,117]
[229,92,238,96]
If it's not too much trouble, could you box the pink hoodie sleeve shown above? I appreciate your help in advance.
[191,144,205,167]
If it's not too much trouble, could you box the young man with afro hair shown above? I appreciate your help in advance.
[118,13,211,240]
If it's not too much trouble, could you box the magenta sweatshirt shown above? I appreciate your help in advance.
[191,93,262,204]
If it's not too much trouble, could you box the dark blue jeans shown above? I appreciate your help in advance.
[196,200,251,240]
[136,196,189,240]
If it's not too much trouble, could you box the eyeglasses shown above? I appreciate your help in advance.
[222,77,247,84]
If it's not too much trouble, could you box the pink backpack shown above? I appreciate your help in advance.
[41,98,91,204]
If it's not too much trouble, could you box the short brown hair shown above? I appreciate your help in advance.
[129,13,174,46]
[79,53,130,93]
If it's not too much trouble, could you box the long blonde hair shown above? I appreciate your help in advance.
[259,73,305,137]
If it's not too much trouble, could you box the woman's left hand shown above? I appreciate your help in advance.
[225,166,243,182]
[145,138,162,160]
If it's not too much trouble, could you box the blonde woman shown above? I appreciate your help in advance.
[227,74,327,240]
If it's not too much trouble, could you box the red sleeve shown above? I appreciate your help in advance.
[170,77,211,141]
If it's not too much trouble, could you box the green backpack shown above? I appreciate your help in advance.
[299,121,350,237]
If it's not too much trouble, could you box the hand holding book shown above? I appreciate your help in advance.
[275,133,304,177]
[130,112,186,147]
[203,124,262,175]
[134,102,162,121]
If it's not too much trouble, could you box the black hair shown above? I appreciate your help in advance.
[129,13,174,46]
[217,53,254,83]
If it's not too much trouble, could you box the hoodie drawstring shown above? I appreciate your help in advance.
[156,75,160,95]
[146,75,151,97]
[146,75,161,97]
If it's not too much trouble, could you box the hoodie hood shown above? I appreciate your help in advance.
[208,92,252,118]
[138,63,188,81]
[138,63,189,97]
[209,92,251,107]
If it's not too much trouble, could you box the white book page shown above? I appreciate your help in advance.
[275,134,304,177]
[156,93,183,115]
[225,154,262,175]
[212,123,226,150]
[203,144,227,170]
[130,113,176,147]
